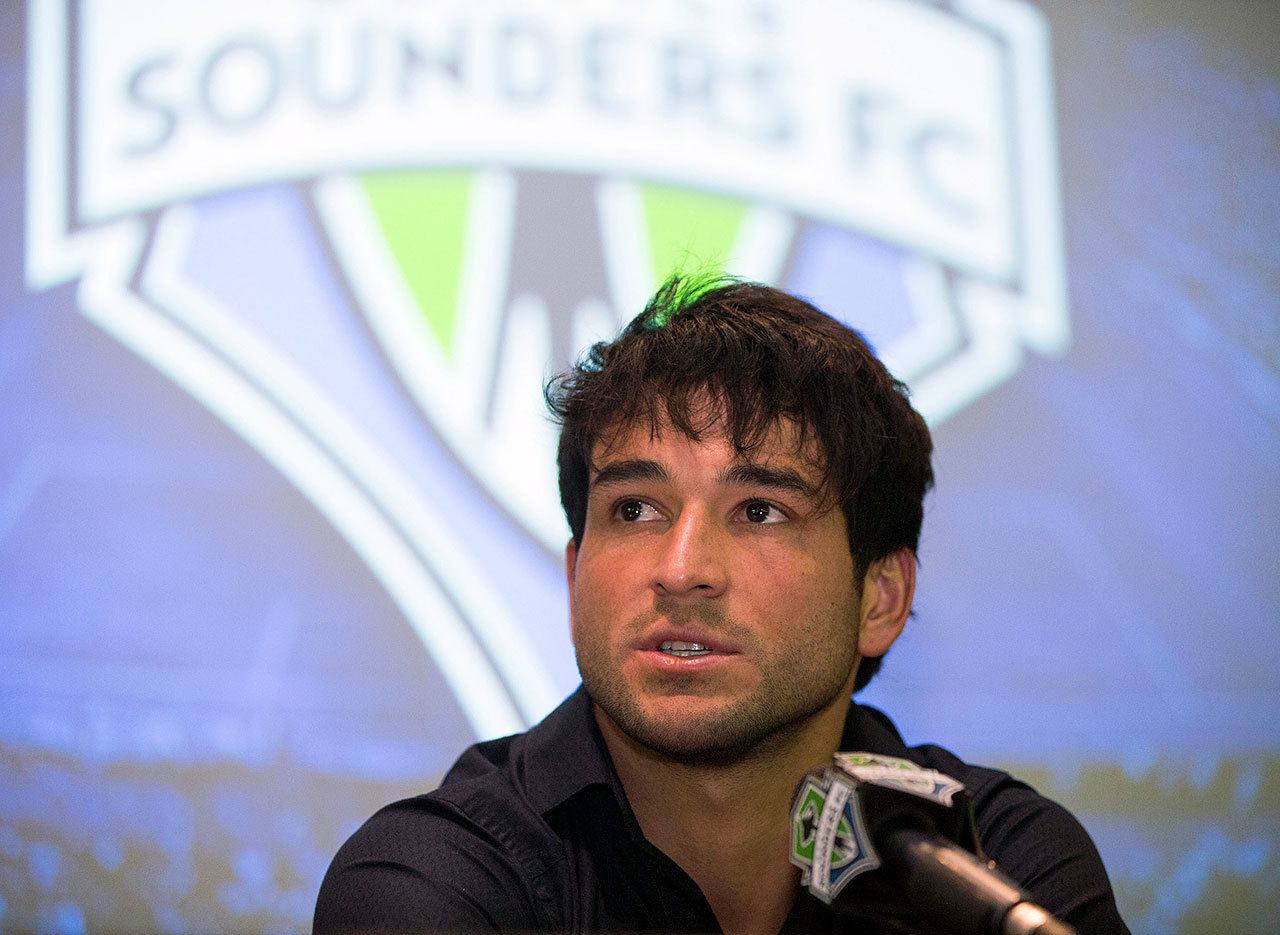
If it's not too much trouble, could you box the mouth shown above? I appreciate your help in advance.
[637,627,741,661]
[657,640,712,658]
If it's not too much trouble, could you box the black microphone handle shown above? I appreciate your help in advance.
[876,827,1077,935]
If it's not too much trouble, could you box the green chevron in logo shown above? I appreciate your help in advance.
[361,171,473,358]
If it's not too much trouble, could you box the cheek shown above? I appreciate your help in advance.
[568,555,621,635]
[576,543,644,595]
[775,550,858,623]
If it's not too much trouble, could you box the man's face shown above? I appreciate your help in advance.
[566,415,863,763]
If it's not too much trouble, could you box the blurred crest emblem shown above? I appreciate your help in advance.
[26,0,1068,738]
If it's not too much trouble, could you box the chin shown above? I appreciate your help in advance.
[601,691,798,765]
[626,719,758,764]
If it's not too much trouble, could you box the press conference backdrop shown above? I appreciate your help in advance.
[2,0,1276,931]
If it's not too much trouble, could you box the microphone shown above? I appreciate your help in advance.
[789,752,1076,935]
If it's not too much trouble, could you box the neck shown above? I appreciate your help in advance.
[596,697,850,935]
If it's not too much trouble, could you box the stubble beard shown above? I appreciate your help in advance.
[575,607,860,766]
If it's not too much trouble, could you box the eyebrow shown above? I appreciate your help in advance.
[588,458,818,499]
[719,463,819,499]
[589,459,671,490]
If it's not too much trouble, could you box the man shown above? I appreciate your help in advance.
[315,276,1128,933]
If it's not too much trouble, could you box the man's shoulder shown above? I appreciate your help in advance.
[337,726,567,871]
[890,736,1129,933]
[314,691,612,933]
[313,731,564,933]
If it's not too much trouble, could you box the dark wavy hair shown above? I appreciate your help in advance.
[545,273,934,691]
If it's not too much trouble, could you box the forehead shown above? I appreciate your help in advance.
[589,413,827,482]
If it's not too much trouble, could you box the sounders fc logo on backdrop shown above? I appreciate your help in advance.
[26,0,1067,738]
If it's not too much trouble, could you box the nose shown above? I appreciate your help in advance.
[651,505,727,599]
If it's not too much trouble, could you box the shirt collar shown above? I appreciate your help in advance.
[841,701,912,757]
[520,684,623,817]
[520,686,911,818]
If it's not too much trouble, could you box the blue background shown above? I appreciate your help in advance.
[1,1,1278,932]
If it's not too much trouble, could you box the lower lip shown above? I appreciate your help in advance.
[633,649,739,670]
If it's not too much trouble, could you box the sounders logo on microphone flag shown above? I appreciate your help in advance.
[793,756,978,903]
[791,768,880,903]
[26,0,1067,739]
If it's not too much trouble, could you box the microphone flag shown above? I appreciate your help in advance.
[789,752,976,903]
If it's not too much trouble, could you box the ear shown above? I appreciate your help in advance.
[564,538,578,585]
[857,547,916,659]
[564,539,579,634]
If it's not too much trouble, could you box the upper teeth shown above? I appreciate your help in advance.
[660,641,710,655]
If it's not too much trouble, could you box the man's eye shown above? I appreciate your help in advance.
[741,501,785,524]
[617,500,659,522]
